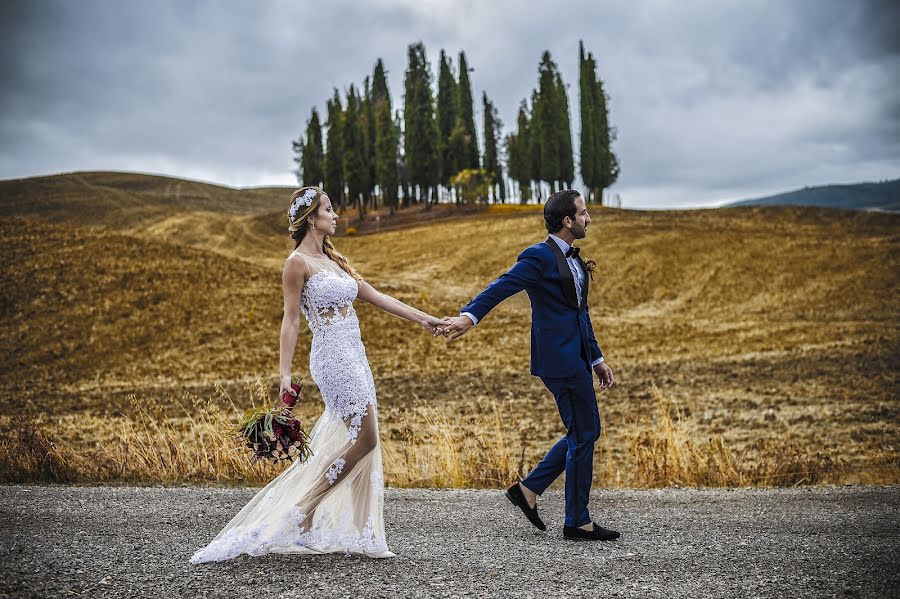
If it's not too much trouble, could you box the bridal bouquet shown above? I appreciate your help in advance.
[234,377,312,464]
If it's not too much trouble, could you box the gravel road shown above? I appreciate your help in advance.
[1,484,897,598]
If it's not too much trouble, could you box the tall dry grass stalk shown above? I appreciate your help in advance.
[627,385,848,487]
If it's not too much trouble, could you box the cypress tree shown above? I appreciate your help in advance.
[556,72,574,190]
[323,89,345,209]
[534,52,561,192]
[495,103,507,202]
[508,101,532,203]
[578,41,596,202]
[457,51,480,170]
[447,120,469,201]
[375,96,399,214]
[436,50,459,188]
[395,110,411,207]
[362,77,376,208]
[528,89,543,200]
[579,44,620,205]
[299,108,324,187]
[291,135,304,184]
[343,84,366,218]
[481,92,496,182]
[372,58,398,213]
[505,132,519,201]
[482,92,504,202]
[592,63,619,203]
[372,58,391,113]
[403,42,439,206]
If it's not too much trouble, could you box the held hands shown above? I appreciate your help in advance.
[420,314,472,340]
[422,315,453,337]
[438,315,473,341]
[593,361,616,389]
[420,314,474,340]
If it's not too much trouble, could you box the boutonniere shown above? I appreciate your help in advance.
[584,259,597,281]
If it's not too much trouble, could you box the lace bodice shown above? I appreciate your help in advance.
[298,255,359,336]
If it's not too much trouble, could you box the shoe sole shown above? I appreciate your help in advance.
[562,533,621,542]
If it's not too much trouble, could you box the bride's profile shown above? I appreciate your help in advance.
[190,186,446,562]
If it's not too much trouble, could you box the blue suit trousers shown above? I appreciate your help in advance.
[520,361,601,528]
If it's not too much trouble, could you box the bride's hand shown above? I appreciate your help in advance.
[279,375,298,400]
[422,315,451,337]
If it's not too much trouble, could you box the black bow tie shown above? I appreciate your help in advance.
[565,246,580,259]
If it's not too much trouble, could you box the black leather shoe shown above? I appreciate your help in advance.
[563,522,621,541]
[504,482,546,531]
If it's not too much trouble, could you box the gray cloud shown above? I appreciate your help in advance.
[1,0,897,208]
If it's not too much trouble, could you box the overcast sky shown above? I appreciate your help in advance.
[1,0,898,208]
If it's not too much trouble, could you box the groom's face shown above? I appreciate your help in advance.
[567,196,591,239]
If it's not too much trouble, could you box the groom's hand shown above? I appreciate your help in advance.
[442,315,473,341]
[594,361,616,389]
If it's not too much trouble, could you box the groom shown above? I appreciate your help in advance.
[442,189,620,541]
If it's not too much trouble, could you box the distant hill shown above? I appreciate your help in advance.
[724,179,900,211]
[0,170,294,229]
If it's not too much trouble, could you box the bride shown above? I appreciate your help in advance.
[191,186,447,562]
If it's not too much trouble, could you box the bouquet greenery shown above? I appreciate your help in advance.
[234,377,312,464]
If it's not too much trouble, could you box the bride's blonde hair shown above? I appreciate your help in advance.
[288,186,361,281]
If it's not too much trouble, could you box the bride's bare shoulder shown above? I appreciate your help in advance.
[287,249,317,263]
[284,251,311,280]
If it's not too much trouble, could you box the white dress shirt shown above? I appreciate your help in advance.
[462,233,604,367]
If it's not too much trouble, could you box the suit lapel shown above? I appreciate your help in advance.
[576,254,589,306]
[543,237,579,310]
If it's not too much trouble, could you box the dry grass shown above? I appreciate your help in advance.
[626,385,849,487]
[1,379,866,489]
[2,379,522,487]
[0,383,275,485]
[382,396,523,488]
[1,172,898,488]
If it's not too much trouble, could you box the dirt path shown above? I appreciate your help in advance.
[1,485,897,598]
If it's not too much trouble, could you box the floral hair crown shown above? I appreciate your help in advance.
[288,189,318,222]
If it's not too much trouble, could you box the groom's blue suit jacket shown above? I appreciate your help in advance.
[461,237,603,379]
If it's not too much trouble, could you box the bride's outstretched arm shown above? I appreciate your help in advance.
[356,279,448,334]
[279,256,308,397]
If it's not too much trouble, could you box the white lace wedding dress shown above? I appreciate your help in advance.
[190,254,394,562]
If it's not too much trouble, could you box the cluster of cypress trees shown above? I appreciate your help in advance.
[294,58,399,218]
[293,40,616,211]
[507,43,618,204]
[507,51,573,203]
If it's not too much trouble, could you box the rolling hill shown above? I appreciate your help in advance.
[0,170,292,230]
[725,178,900,211]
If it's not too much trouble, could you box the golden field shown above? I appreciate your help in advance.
[1,172,897,488]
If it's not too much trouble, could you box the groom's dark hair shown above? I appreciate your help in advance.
[544,189,582,233]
